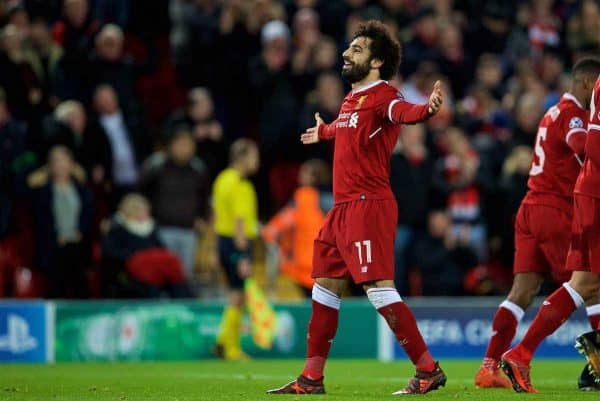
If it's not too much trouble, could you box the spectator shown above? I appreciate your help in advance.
[567,0,600,53]
[41,100,107,181]
[437,23,474,99]
[26,18,67,113]
[7,6,31,41]
[297,71,342,161]
[413,209,478,296]
[539,47,564,100]
[474,53,505,100]
[52,0,98,51]
[528,0,561,56]
[402,7,440,76]
[465,1,515,59]
[92,83,149,203]
[88,23,156,109]
[249,20,298,158]
[512,92,544,147]
[51,0,99,100]
[0,24,38,120]
[498,145,532,267]
[139,126,210,284]
[262,159,331,296]
[164,87,227,179]
[32,146,93,298]
[0,88,27,237]
[249,20,299,212]
[312,36,338,73]
[212,138,259,360]
[390,124,434,293]
[432,127,489,262]
[101,193,190,298]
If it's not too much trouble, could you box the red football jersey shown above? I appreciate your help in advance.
[317,80,430,204]
[575,75,600,199]
[523,93,588,211]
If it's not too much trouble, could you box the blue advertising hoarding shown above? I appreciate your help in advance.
[0,302,53,363]
[387,299,588,360]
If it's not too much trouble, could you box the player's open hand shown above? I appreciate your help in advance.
[301,112,324,144]
[428,80,443,115]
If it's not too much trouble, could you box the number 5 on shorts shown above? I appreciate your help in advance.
[354,240,372,264]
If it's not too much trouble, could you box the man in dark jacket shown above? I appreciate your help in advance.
[139,126,209,285]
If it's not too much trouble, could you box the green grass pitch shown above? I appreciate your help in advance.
[1,359,598,400]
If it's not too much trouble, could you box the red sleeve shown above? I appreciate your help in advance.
[376,88,430,125]
[317,121,336,140]
[586,125,600,167]
[387,101,430,124]
[585,80,600,166]
[565,114,587,160]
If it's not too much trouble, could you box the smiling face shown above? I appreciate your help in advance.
[341,36,375,83]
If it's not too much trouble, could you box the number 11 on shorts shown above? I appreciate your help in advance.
[354,240,372,264]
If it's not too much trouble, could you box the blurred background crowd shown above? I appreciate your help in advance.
[0,0,598,299]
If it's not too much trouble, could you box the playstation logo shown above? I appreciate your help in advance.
[0,314,38,353]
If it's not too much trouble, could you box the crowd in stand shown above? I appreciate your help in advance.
[0,0,599,299]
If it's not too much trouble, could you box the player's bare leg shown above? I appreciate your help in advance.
[362,279,446,395]
[476,273,543,388]
[502,271,600,392]
[267,277,349,394]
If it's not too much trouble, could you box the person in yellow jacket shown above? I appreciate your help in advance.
[262,159,332,297]
[212,138,259,360]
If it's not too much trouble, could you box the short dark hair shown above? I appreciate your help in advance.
[573,58,600,78]
[353,20,401,81]
[229,138,257,163]
[167,125,193,146]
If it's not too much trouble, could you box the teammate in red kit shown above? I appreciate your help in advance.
[267,20,446,396]
[501,70,600,393]
[475,59,600,389]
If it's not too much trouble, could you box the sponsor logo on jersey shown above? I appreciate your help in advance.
[569,117,584,129]
[335,111,359,128]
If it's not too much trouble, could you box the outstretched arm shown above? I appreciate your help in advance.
[301,113,335,144]
[388,80,443,124]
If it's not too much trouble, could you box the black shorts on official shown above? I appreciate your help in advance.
[218,236,251,290]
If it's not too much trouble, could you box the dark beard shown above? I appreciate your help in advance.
[341,60,371,83]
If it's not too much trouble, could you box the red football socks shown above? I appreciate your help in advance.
[378,301,435,372]
[511,285,581,363]
[485,307,518,363]
[484,302,523,365]
[302,299,339,380]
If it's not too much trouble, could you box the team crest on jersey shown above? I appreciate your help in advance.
[569,117,584,129]
[355,95,368,109]
[349,112,359,128]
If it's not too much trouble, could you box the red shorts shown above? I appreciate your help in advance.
[513,203,572,282]
[312,199,397,284]
[566,194,600,275]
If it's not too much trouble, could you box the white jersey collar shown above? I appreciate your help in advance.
[562,92,584,109]
[352,80,386,95]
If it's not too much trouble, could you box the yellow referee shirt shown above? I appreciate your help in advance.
[212,167,258,239]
